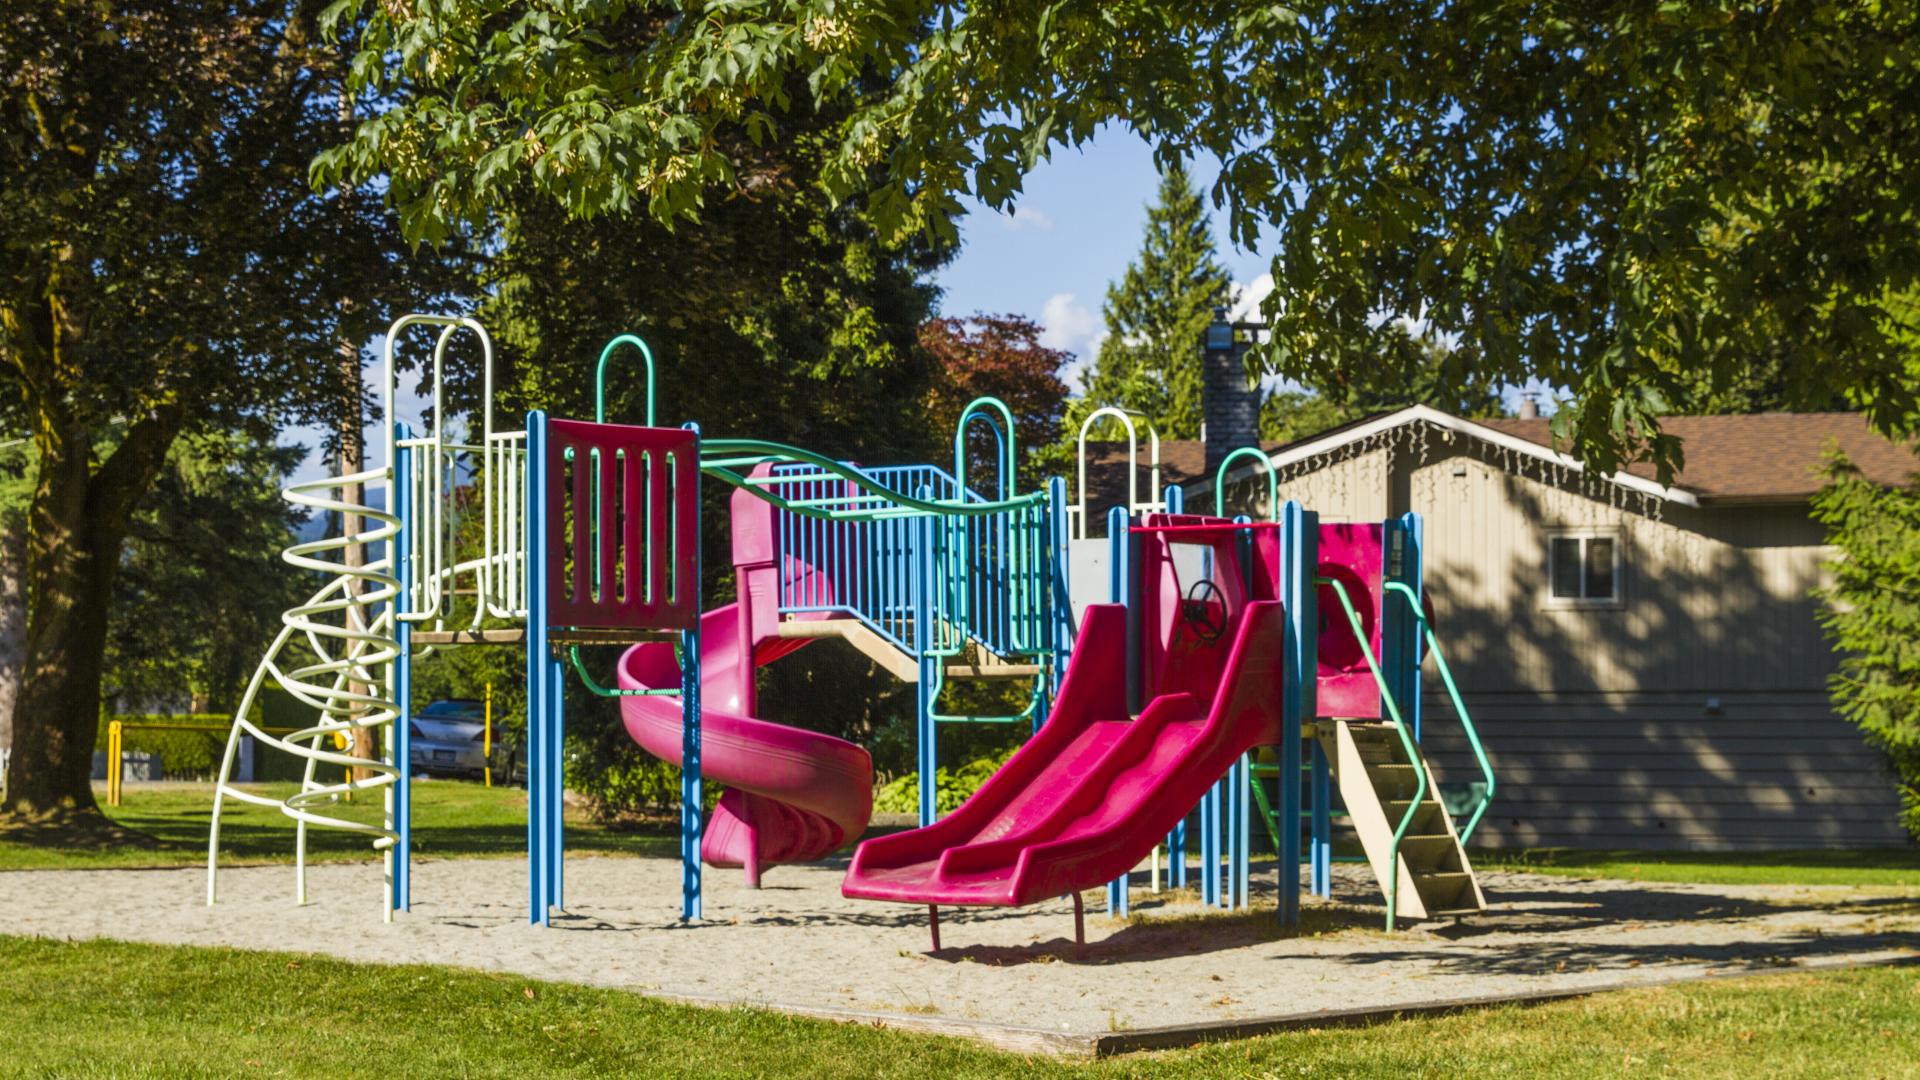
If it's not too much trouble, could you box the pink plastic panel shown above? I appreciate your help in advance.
[546,418,700,631]
[1316,522,1384,718]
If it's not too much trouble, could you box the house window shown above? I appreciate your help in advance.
[1548,533,1621,606]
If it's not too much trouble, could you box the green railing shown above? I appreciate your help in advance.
[702,439,1048,523]
[1317,574,1427,932]
[1383,581,1496,842]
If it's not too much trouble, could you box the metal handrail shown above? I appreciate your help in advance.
[594,334,656,425]
[1214,446,1278,521]
[567,644,682,699]
[1317,574,1427,932]
[1072,407,1162,538]
[702,439,1048,521]
[1383,581,1495,843]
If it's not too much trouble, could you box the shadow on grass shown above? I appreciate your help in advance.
[1,782,679,869]
[0,809,166,852]
[1474,846,1920,881]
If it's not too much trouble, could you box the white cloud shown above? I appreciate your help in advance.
[1228,273,1274,323]
[1039,292,1100,356]
[997,206,1056,233]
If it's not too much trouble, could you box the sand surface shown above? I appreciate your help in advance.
[4,854,1915,1041]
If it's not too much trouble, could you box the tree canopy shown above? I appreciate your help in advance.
[919,313,1071,489]
[0,1,456,814]
[318,1,1920,480]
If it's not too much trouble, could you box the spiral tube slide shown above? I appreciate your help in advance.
[206,467,406,911]
[616,601,873,886]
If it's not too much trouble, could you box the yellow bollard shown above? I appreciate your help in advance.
[106,720,123,808]
[483,682,493,788]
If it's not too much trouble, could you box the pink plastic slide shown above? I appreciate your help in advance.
[841,599,1288,907]
[615,480,873,886]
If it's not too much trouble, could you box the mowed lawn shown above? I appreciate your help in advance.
[1473,846,1920,888]
[0,781,673,871]
[1,935,1915,1078]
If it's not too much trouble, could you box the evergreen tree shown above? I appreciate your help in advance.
[1077,166,1230,441]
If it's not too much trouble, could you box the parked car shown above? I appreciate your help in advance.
[408,698,518,783]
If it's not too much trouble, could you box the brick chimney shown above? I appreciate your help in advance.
[1202,307,1260,474]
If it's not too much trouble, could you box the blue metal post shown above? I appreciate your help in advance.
[548,653,564,913]
[1391,512,1425,742]
[392,425,413,914]
[681,423,705,920]
[1104,504,1132,915]
[1045,476,1070,730]
[1228,514,1255,910]
[1278,501,1317,925]
[914,489,938,827]
[1311,741,1332,898]
[525,411,549,925]
[1161,485,1187,890]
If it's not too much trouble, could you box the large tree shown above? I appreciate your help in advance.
[1260,329,1510,443]
[1077,166,1231,441]
[0,2,454,817]
[919,314,1071,490]
[104,431,308,713]
[317,1,1920,480]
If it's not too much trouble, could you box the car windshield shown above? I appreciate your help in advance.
[420,700,482,717]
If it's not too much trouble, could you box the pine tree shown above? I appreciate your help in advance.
[1078,166,1230,441]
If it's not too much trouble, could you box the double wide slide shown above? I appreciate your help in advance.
[842,601,1288,907]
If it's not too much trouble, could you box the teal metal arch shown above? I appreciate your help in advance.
[1214,446,1279,522]
[954,396,1018,499]
[595,334,656,425]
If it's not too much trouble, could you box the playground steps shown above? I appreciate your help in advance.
[1319,720,1487,921]
[775,618,1044,683]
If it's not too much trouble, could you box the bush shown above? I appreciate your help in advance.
[97,714,235,780]
[1812,451,1920,839]
[872,746,1017,816]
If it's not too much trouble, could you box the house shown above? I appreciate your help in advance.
[1084,406,1918,851]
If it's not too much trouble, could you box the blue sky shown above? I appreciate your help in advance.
[931,129,1275,391]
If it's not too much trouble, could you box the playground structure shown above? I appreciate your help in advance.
[207,316,1063,924]
[206,313,1494,940]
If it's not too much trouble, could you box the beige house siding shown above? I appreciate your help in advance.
[1213,428,1909,852]
[1420,691,1908,850]
[1404,448,1835,696]
[1259,447,1391,523]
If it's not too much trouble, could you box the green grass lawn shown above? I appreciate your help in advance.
[0,935,1914,1078]
[0,781,673,871]
[1473,846,1920,888]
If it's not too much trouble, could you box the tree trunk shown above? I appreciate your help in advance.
[0,407,181,817]
[0,516,24,766]
[338,324,379,783]
[2,444,120,814]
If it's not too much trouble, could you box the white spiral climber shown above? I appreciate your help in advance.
[206,466,405,907]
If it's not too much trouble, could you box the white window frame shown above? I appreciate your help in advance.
[1544,529,1624,610]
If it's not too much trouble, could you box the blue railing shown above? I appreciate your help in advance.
[769,460,1053,664]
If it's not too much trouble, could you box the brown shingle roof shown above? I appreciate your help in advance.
[1477,412,1920,502]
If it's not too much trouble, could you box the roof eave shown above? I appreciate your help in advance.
[1211,404,1704,509]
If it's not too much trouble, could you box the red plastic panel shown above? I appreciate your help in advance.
[546,418,700,631]
[1315,522,1384,718]
[1134,514,1282,714]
